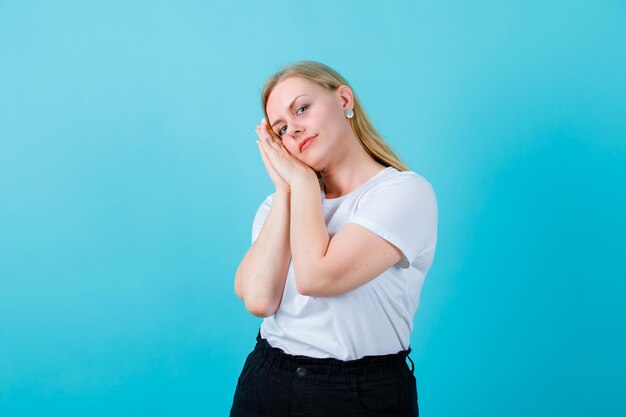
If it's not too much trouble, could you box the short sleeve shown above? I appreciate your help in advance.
[251,194,273,245]
[348,174,438,269]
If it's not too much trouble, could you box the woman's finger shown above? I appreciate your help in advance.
[259,123,271,139]
[257,136,280,171]
[258,134,279,164]
[260,128,279,152]
[255,125,267,141]
[257,140,272,166]
[256,125,276,148]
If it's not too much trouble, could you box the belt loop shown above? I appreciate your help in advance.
[253,329,268,373]
[349,366,359,392]
[406,348,415,375]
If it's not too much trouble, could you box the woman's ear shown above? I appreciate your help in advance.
[336,85,354,110]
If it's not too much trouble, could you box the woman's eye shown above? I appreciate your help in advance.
[276,106,307,136]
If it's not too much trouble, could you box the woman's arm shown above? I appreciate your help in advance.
[289,175,404,297]
[234,190,291,318]
[289,175,436,297]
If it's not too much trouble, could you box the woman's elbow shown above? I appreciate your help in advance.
[295,274,329,297]
[244,297,278,318]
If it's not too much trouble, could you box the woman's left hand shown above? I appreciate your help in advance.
[256,119,317,186]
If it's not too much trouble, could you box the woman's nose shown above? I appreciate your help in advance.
[287,124,303,136]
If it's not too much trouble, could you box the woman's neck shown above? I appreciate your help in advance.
[321,161,387,198]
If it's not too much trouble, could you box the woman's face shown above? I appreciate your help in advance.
[265,77,353,169]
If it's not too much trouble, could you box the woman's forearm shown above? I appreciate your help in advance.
[234,190,291,317]
[290,176,330,295]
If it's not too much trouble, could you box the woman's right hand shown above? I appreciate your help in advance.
[256,119,291,194]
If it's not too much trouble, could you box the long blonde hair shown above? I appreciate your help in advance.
[261,61,410,174]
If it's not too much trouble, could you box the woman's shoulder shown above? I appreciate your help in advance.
[375,168,435,193]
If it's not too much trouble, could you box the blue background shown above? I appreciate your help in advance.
[1,0,625,415]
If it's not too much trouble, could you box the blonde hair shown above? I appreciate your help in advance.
[261,61,410,174]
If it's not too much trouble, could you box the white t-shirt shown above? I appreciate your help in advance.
[251,166,438,360]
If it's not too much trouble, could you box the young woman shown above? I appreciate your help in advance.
[231,61,438,417]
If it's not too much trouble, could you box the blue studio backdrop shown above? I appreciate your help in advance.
[1,1,625,416]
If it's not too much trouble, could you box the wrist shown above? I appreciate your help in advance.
[274,188,291,197]
[291,173,318,190]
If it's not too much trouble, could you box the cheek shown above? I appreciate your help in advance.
[318,107,343,131]
[284,141,299,155]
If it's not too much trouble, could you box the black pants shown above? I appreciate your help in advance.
[230,330,419,417]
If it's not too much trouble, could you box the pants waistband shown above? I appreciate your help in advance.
[252,329,415,386]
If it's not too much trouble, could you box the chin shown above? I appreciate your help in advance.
[303,162,321,172]
[302,157,324,172]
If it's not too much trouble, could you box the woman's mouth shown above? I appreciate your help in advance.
[300,135,318,152]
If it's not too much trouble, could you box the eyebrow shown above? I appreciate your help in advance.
[270,95,308,128]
